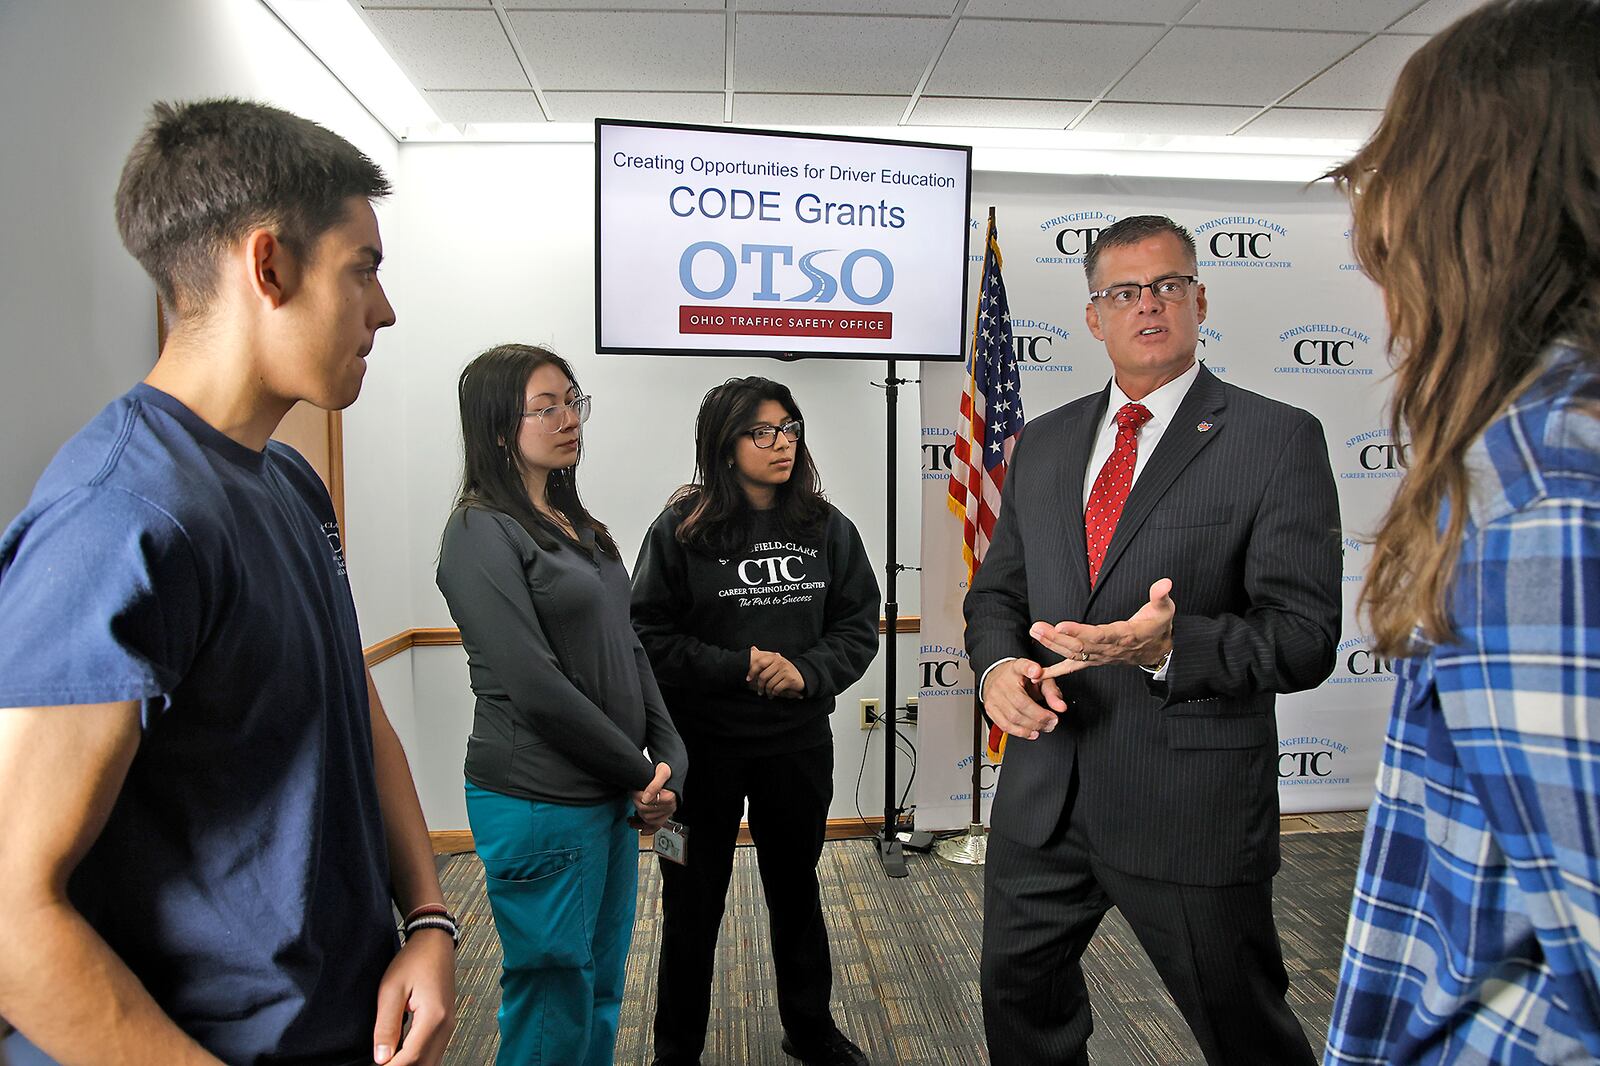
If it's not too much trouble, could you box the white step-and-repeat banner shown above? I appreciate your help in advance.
[916,172,1398,830]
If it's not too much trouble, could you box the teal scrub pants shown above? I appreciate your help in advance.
[465,783,638,1066]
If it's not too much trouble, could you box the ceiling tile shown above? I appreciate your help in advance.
[1109,26,1365,106]
[963,0,1193,20]
[733,94,912,125]
[1235,107,1380,139]
[737,0,958,11]
[364,9,528,89]
[1182,0,1417,31]
[1284,34,1424,109]
[543,91,728,124]
[361,1,488,7]
[1388,0,1484,33]
[506,11,723,91]
[1075,101,1258,135]
[425,90,547,123]
[927,20,1165,99]
[909,96,1087,127]
[735,14,951,94]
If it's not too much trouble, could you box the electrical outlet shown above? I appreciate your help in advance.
[860,698,881,730]
[904,696,918,724]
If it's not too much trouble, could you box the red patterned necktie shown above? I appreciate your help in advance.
[1085,402,1153,586]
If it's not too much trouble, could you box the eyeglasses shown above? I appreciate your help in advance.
[1088,274,1199,309]
[522,395,592,433]
[746,419,802,448]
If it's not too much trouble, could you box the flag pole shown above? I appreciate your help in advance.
[936,205,1001,868]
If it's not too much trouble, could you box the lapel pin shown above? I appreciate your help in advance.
[1196,420,1213,432]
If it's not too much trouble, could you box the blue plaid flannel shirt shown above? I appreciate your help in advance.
[1325,345,1600,1065]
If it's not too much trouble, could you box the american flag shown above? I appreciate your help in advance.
[947,212,1023,764]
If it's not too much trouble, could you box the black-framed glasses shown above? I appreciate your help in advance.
[746,419,802,448]
[522,394,592,433]
[1088,274,1199,309]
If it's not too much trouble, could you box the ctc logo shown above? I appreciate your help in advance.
[1359,443,1410,471]
[1054,227,1103,255]
[1346,648,1394,675]
[1279,750,1335,778]
[1013,334,1054,363]
[738,555,804,587]
[1293,338,1355,366]
[921,659,964,688]
[922,443,954,472]
[1209,231,1273,259]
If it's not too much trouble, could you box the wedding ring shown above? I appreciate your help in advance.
[1079,650,1089,662]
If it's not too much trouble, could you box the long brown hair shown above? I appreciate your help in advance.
[1329,0,1600,657]
[672,376,828,556]
[453,343,618,557]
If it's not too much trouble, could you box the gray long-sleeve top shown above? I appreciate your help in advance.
[436,505,686,804]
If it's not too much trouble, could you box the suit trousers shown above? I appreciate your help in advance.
[652,742,835,1062]
[465,783,638,1066]
[981,767,1316,1066]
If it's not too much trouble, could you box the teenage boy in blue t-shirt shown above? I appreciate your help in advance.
[0,100,454,1066]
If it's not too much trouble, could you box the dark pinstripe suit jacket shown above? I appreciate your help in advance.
[964,365,1341,887]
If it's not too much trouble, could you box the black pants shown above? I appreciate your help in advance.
[652,742,835,1062]
[981,768,1316,1066]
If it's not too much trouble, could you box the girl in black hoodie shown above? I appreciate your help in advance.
[631,377,879,1066]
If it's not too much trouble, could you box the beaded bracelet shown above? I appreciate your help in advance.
[401,911,460,946]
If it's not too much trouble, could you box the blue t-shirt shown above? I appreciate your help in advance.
[0,384,394,1065]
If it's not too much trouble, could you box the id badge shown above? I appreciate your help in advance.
[653,819,689,865]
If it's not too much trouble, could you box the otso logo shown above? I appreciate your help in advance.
[1342,430,1409,480]
[1276,324,1374,377]
[1278,736,1351,784]
[1328,637,1397,684]
[1037,210,1117,266]
[918,644,974,698]
[1195,216,1291,269]
[679,242,893,305]
[1010,318,1074,372]
[738,556,806,586]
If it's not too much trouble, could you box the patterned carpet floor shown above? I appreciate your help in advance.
[439,825,1363,1065]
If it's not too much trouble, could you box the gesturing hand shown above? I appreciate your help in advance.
[981,657,1067,741]
[1033,578,1176,677]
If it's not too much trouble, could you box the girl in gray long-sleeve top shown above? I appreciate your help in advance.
[436,344,686,1066]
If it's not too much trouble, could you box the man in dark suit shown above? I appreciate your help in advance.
[964,214,1340,1065]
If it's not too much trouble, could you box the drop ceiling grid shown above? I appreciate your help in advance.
[351,0,1439,136]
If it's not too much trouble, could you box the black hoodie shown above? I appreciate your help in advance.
[631,502,880,756]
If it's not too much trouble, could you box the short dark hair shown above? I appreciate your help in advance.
[114,98,390,317]
[1083,215,1197,288]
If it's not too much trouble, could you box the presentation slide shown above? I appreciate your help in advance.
[596,120,971,361]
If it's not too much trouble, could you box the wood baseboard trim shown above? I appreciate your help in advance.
[369,617,921,669]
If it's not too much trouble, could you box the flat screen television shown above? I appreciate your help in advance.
[596,119,972,362]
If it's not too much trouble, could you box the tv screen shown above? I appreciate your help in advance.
[596,119,972,362]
